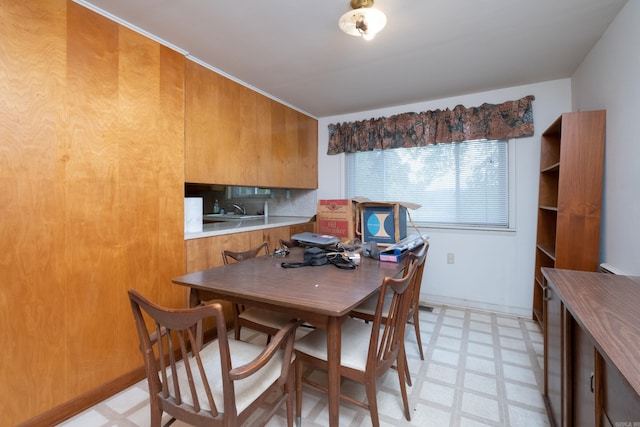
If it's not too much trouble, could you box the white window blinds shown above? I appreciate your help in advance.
[346,140,509,227]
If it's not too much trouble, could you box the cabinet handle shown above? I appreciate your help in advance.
[543,286,552,301]
[590,372,594,393]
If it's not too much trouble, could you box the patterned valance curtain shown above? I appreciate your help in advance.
[327,95,535,155]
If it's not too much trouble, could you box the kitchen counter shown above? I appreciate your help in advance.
[184,216,312,240]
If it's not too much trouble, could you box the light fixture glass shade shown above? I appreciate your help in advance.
[339,7,387,40]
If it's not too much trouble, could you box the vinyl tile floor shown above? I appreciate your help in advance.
[58,305,550,427]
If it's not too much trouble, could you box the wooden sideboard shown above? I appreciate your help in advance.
[541,268,640,427]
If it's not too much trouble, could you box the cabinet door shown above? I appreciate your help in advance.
[545,283,564,427]
[257,99,318,189]
[571,318,596,427]
[299,111,318,188]
[254,227,290,253]
[290,222,315,236]
[185,60,258,185]
[602,358,640,427]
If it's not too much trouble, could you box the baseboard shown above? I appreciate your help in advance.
[420,294,531,318]
[17,324,228,427]
[16,368,146,427]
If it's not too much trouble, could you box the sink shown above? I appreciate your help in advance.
[203,214,264,221]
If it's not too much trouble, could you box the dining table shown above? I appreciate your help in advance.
[171,246,406,427]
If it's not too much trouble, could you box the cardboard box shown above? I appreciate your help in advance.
[317,198,420,244]
[359,201,421,245]
[316,199,359,239]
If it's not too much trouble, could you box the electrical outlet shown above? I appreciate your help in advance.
[447,253,455,264]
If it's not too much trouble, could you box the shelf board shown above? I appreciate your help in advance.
[539,205,558,212]
[537,243,556,261]
[541,162,560,173]
[533,308,543,326]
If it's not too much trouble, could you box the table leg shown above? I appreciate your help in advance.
[327,316,341,427]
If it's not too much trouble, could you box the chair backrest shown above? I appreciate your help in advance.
[128,289,228,424]
[278,238,301,249]
[405,241,429,315]
[368,256,419,373]
[222,242,270,265]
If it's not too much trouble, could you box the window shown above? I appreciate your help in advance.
[346,140,510,228]
[226,186,271,199]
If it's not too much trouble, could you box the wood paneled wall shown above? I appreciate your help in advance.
[0,1,185,424]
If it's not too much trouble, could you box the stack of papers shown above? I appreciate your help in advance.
[379,235,428,263]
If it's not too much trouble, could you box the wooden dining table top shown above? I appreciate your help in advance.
[171,247,406,319]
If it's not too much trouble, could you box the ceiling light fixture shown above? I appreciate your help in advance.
[338,0,387,41]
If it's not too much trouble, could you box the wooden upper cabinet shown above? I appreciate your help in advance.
[185,60,318,188]
[185,60,258,185]
[257,99,318,188]
[289,106,318,189]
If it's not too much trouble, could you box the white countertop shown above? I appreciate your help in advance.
[184,216,312,240]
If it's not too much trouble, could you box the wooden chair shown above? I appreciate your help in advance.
[350,241,429,373]
[222,242,295,343]
[221,242,270,264]
[128,289,301,427]
[293,256,420,427]
[278,238,301,249]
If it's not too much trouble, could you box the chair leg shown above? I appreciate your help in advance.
[233,304,242,341]
[396,350,411,421]
[412,308,425,360]
[286,366,295,427]
[365,377,380,427]
[295,358,303,426]
[403,350,412,387]
[149,400,162,427]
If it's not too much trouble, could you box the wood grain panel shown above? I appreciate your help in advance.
[184,231,272,328]
[1,1,185,424]
[544,269,640,427]
[66,2,122,394]
[258,99,318,189]
[258,226,290,252]
[155,45,186,305]
[555,111,605,271]
[185,60,257,185]
[185,236,227,272]
[258,100,290,187]
[294,108,319,189]
[0,0,68,422]
[186,60,317,188]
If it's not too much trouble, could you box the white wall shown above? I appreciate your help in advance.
[317,80,571,317]
[571,0,640,276]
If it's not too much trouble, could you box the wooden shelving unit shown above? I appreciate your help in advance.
[532,110,606,328]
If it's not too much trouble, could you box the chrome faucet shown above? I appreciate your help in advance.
[232,203,246,215]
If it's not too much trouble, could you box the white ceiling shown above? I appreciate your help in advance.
[76,0,627,118]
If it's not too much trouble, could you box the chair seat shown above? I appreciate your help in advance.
[351,291,392,318]
[239,307,295,330]
[169,339,289,414]
[294,317,373,371]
